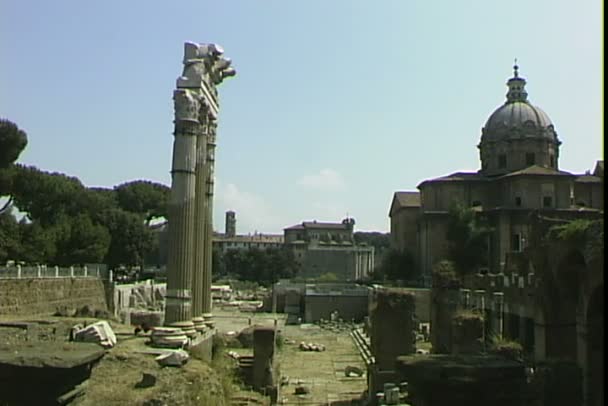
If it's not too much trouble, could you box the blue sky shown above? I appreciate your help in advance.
[1,1,603,233]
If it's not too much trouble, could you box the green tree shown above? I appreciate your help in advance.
[11,165,86,225]
[18,220,58,264]
[102,209,154,269]
[374,248,417,281]
[115,180,170,224]
[0,211,21,262]
[0,119,28,213]
[354,231,390,254]
[445,204,492,276]
[219,248,299,286]
[53,214,111,265]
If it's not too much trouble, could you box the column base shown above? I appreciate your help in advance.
[202,313,214,329]
[150,326,189,348]
[192,316,206,332]
[166,320,197,338]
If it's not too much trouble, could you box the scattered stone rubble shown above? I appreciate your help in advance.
[298,341,326,352]
[155,349,189,367]
[70,321,116,348]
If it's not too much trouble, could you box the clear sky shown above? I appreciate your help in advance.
[1,1,603,234]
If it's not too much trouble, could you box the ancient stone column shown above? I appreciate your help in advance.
[168,41,235,332]
[164,88,199,335]
[202,121,217,325]
[191,111,208,331]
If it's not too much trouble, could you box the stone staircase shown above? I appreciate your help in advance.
[350,327,374,366]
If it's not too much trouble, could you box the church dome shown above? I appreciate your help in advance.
[481,64,558,142]
[478,63,561,176]
[484,102,554,138]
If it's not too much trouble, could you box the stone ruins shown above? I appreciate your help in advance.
[163,42,235,334]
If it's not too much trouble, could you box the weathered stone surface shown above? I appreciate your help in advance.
[155,350,189,367]
[395,354,527,406]
[451,310,484,355]
[0,278,107,317]
[72,321,116,348]
[370,288,416,370]
[252,326,276,391]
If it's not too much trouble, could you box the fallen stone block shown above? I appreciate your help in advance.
[72,321,117,348]
[134,373,157,389]
[155,350,189,367]
[294,385,310,395]
[344,365,364,377]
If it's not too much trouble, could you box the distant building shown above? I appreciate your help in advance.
[388,191,421,260]
[225,211,236,238]
[213,233,284,253]
[213,210,284,253]
[284,218,375,280]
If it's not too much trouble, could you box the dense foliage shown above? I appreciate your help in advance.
[445,204,492,276]
[0,165,167,267]
[212,247,299,286]
[372,248,417,282]
[0,119,169,268]
[0,119,28,213]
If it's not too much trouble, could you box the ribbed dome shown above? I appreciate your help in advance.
[483,102,555,140]
[478,63,561,176]
[480,66,558,143]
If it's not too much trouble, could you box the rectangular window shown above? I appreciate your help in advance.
[550,155,555,168]
[498,154,507,168]
[526,153,535,166]
[512,234,521,252]
[543,196,553,208]
[515,196,522,207]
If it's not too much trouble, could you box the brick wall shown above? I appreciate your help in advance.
[0,278,108,316]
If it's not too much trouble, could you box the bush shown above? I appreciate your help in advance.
[488,335,523,362]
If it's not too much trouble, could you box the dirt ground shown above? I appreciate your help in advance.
[213,306,367,405]
[1,304,369,405]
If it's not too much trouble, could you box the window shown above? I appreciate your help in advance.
[543,196,553,208]
[550,155,555,168]
[526,153,535,166]
[512,234,521,252]
[515,197,522,207]
[498,154,507,168]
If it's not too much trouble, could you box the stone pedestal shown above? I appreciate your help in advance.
[252,326,276,392]
[370,288,415,370]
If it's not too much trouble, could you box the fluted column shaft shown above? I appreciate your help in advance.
[165,90,199,328]
[192,115,208,319]
[202,123,217,314]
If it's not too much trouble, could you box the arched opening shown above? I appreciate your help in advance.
[586,285,603,406]
[545,250,585,360]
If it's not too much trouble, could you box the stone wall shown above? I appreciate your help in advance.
[369,288,415,370]
[304,294,368,323]
[0,278,108,316]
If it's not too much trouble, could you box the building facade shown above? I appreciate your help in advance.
[284,218,375,281]
[390,65,603,278]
